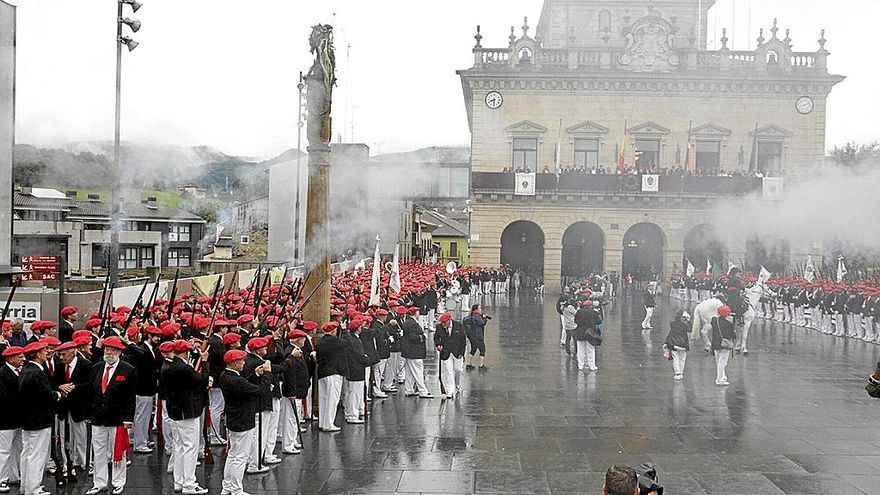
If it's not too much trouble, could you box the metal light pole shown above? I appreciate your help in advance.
[295,72,305,266]
[109,0,141,285]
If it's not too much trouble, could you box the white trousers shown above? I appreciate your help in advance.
[160,399,176,457]
[133,395,153,450]
[0,428,20,483]
[20,428,49,495]
[91,425,127,490]
[318,375,343,430]
[559,315,566,345]
[372,360,386,395]
[267,398,280,451]
[576,340,596,371]
[383,353,400,390]
[247,409,274,469]
[343,380,365,420]
[171,417,200,490]
[222,428,253,495]
[642,307,654,328]
[439,356,464,396]
[57,414,88,470]
[404,358,428,395]
[208,388,226,443]
[671,350,687,376]
[715,349,731,384]
[279,398,302,450]
[461,295,470,314]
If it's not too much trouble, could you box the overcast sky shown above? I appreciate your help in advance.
[9,0,878,158]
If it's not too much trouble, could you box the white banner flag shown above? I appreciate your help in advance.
[763,177,784,199]
[514,173,536,196]
[686,259,696,278]
[804,256,816,283]
[641,174,659,192]
[390,244,402,295]
[706,259,712,274]
[837,256,847,283]
[758,266,772,285]
[727,261,736,276]
[368,239,381,306]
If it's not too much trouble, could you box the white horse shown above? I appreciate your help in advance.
[689,285,775,355]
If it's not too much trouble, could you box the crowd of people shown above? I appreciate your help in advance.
[500,164,769,178]
[0,261,514,495]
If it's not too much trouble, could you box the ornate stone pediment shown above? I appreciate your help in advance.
[751,124,793,138]
[690,123,732,138]
[627,121,670,136]
[566,121,609,135]
[618,16,680,73]
[505,120,548,134]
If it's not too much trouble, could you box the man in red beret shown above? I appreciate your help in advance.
[401,307,433,399]
[86,336,136,495]
[316,322,346,432]
[434,313,466,399]
[0,347,24,492]
[54,340,93,483]
[278,329,309,454]
[59,307,78,343]
[341,319,369,424]
[242,337,281,470]
[156,341,177,462]
[129,324,160,455]
[206,321,231,447]
[162,340,210,495]
[219,349,268,494]
[19,341,59,495]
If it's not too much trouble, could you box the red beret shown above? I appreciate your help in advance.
[287,329,307,339]
[144,325,162,336]
[173,340,194,353]
[237,315,254,325]
[24,341,48,354]
[718,305,732,317]
[394,306,408,315]
[439,312,452,323]
[57,341,78,351]
[161,323,181,338]
[224,349,248,364]
[581,300,593,307]
[321,321,339,333]
[158,341,176,353]
[376,309,389,316]
[2,346,24,357]
[246,336,268,351]
[61,306,78,317]
[39,336,61,346]
[73,336,91,347]
[102,336,126,350]
[348,319,363,330]
[303,321,318,332]
[408,307,421,315]
[222,333,242,345]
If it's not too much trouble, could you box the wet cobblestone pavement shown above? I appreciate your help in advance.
[41,293,880,493]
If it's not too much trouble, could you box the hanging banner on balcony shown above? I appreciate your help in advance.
[641,174,659,192]
[762,177,784,199]
[514,173,536,196]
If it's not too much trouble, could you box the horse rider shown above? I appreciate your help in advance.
[726,267,746,325]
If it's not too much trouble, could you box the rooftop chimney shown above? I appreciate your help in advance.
[146,197,158,210]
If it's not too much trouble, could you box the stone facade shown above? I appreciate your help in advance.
[0,1,14,274]
[457,0,842,285]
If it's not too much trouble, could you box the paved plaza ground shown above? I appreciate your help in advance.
[42,292,880,494]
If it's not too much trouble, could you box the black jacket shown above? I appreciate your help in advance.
[371,320,391,360]
[643,291,656,308]
[342,331,369,382]
[219,369,263,432]
[19,361,57,430]
[710,317,737,352]
[59,320,75,343]
[359,326,381,366]
[664,321,690,351]
[161,357,209,421]
[242,353,277,412]
[434,321,467,359]
[573,308,601,341]
[0,364,20,429]
[281,347,310,399]
[316,334,347,379]
[54,354,93,422]
[133,341,160,397]
[89,359,137,427]
[400,316,426,360]
[207,334,226,387]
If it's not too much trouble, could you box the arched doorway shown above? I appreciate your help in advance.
[623,222,665,282]
[500,220,545,279]
[683,224,726,273]
[561,221,605,284]
[746,235,790,274]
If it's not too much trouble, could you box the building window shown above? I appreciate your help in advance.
[634,139,661,168]
[598,10,612,33]
[695,140,721,172]
[168,248,191,267]
[140,247,154,267]
[449,242,458,258]
[169,224,191,242]
[512,138,538,171]
[92,244,109,269]
[757,142,783,175]
[118,247,138,269]
[573,138,600,170]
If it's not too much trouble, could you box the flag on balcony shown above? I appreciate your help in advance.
[686,259,695,278]
[684,120,693,172]
[748,122,759,173]
[617,120,627,173]
[554,118,563,176]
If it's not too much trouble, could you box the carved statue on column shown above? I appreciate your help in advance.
[306,24,336,146]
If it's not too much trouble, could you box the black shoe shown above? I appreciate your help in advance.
[465,365,475,371]
[478,365,489,372]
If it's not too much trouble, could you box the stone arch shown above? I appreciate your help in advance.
[561,221,605,284]
[500,220,545,278]
[622,222,666,281]
[683,223,726,273]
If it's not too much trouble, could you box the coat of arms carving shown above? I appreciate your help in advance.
[619,16,680,72]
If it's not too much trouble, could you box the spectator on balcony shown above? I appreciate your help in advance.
[542,166,551,174]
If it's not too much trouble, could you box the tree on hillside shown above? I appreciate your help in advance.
[829,141,880,167]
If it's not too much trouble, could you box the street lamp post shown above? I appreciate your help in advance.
[109,0,141,285]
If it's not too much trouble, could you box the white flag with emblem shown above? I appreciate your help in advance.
[515,173,536,196]
[368,238,381,306]
[686,259,696,278]
[804,256,816,283]
[641,174,659,192]
[390,244,402,295]
[758,266,772,286]
[762,177,784,199]
[727,261,736,276]
[836,256,847,283]
[706,259,712,275]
